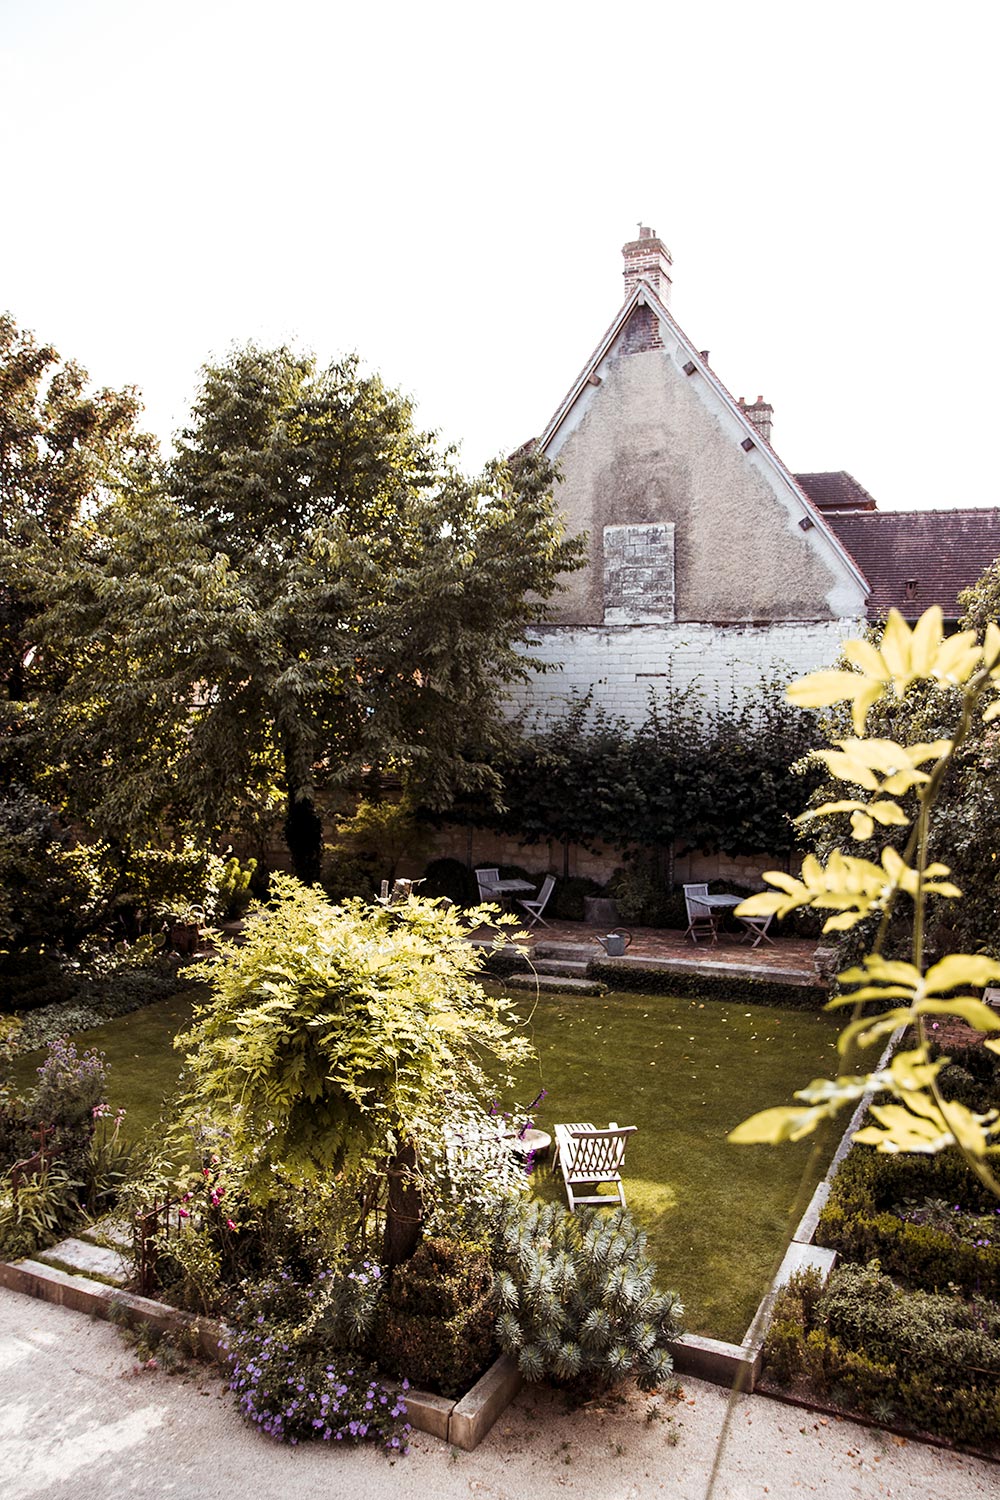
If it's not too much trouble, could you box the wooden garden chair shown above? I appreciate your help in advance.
[474,867,500,901]
[737,912,775,948]
[552,1121,637,1211]
[517,873,556,929]
[683,882,717,944]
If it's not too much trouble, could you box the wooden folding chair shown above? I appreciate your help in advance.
[683,883,717,944]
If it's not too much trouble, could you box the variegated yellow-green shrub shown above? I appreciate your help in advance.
[729,606,1000,1198]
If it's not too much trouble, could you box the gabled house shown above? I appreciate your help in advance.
[509,229,1000,725]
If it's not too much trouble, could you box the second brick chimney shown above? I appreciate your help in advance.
[623,226,673,305]
[738,395,774,445]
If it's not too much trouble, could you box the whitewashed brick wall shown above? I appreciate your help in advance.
[509,619,860,725]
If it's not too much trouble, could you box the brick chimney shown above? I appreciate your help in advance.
[622,226,673,305]
[738,395,773,444]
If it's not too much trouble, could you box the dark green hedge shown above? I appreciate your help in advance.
[764,1265,1000,1448]
[816,1145,1000,1299]
[590,961,828,1011]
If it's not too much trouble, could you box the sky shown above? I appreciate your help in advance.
[1,0,997,511]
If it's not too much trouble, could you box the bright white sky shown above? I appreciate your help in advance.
[1,0,997,511]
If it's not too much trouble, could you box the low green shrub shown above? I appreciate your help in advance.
[606,861,674,927]
[764,1262,1000,1447]
[817,1144,1000,1298]
[550,875,603,923]
[495,1200,683,1392]
[931,1043,1000,1115]
[378,1237,496,1397]
[421,858,478,907]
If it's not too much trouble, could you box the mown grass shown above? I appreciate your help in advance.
[7,983,840,1342]
[500,987,841,1342]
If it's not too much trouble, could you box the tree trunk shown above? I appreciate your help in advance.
[284,792,323,885]
[383,1139,423,1268]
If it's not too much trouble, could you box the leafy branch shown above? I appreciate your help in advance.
[730,607,1000,1193]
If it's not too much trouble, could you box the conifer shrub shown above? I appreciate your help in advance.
[494,1200,683,1392]
[377,1237,497,1397]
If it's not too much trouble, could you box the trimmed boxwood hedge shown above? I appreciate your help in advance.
[816,1143,1000,1299]
[764,1264,1000,1449]
[590,961,828,1011]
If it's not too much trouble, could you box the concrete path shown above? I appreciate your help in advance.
[0,1285,994,1500]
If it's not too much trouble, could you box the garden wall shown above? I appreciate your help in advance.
[423,823,790,889]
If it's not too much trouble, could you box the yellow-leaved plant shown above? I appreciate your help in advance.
[729,606,1000,1197]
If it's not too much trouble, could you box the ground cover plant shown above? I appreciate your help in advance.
[763,1260,1000,1449]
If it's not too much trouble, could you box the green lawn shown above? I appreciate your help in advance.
[7,983,840,1343]
[501,988,841,1343]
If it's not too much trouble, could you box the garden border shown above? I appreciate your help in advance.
[0,1031,899,1446]
[0,1255,521,1450]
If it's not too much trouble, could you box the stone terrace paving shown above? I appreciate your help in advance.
[471,919,825,990]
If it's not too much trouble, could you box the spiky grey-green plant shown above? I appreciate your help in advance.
[494,1200,683,1391]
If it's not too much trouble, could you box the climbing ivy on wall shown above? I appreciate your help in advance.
[434,683,823,859]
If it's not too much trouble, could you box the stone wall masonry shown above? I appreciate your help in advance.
[425,825,794,890]
[512,618,859,726]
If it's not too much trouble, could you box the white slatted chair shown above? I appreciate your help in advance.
[475,867,500,902]
[517,873,556,929]
[552,1121,637,1211]
[683,882,717,944]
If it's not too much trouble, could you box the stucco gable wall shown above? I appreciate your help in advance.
[543,333,865,625]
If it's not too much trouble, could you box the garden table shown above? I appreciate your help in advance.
[482,878,536,911]
[698,893,742,912]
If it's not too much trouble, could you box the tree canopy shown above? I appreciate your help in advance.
[6,341,583,875]
[0,312,154,722]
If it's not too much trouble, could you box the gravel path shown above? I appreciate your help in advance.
[0,1286,994,1500]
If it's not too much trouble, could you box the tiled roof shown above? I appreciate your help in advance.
[824,509,1000,621]
[795,471,878,512]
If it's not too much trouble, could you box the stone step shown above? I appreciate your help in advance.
[37,1236,130,1286]
[502,973,605,995]
[531,959,592,978]
[533,942,597,962]
[81,1214,132,1252]
[595,953,825,990]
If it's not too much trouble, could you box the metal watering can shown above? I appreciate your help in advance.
[594,930,633,958]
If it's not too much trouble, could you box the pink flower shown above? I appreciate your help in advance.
[178,1207,190,1219]
[226,1218,237,1232]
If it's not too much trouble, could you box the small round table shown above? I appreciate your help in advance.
[509,1128,552,1162]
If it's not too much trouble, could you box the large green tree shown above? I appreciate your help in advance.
[10,344,582,877]
[0,313,154,736]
